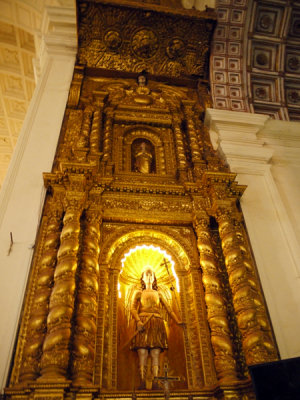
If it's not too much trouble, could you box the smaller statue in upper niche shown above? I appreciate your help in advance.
[133,141,154,174]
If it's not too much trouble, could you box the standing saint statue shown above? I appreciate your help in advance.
[130,267,182,389]
[133,141,153,173]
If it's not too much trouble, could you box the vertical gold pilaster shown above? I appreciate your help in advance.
[190,269,217,387]
[19,203,63,383]
[110,269,119,389]
[216,207,278,365]
[39,200,83,380]
[94,265,109,387]
[71,209,102,385]
[194,216,238,382]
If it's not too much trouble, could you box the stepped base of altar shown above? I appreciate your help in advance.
[5,380,255,400]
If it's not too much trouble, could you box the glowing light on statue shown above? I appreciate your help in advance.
[120,244,179,291]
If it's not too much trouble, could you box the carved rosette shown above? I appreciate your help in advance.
[39,200,83,379]
[19,204,63,382]
[194,217,238,382]
[71,209,102,385]
[216,208,278,365]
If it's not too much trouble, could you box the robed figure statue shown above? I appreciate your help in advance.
[133,141,154,174]
[130,267,182,389]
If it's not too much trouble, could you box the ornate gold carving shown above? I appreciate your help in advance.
[104,30,122,51]
[7,3,276,400]
[194,216,238,383]
[132,29,159,59]
[77,2,214,78]
[103,197,191,213]
[71,209,102,385]
[39,200,83,380]
[216,207,278,365]
[19,204,63,382]
[67,65,84,108]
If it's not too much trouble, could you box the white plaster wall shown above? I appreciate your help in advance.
[205,109,300,360]
[0,5,76,393]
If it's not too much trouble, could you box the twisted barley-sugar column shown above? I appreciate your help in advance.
[19,206,62,382]
[90,109,102,154]
[77,107,92,149]
[216,207,278,365]
[102,109,113,162]
[194,217,238,382]
[71,210,102,385]
[39,201,82,380]
[171,111,187,178]
[183,104,202,165]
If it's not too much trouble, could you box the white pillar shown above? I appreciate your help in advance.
[0,6,76,392]
[205,108,300,360]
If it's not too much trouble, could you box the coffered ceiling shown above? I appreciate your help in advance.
[0,0,44,186]
[210,0,300,120]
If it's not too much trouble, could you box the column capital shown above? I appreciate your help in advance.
[35,6,77,78]
[205,109,273,174]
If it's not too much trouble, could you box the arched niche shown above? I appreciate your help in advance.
[96,227,215,390]
[121,127,167,175]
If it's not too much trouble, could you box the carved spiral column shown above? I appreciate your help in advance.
[194,216,238,382]
[102,108,113,162]
[77,106,92,149]
[90,109,102,154]
[216,207,278,365]
[171,111,187,179]
[19,203,63,382]
[39,200,83,380]
[90,91,107,154]
[71,209,102,385]
[183,102,203,177]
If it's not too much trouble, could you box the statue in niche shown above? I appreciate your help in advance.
[133,71,153,105]
[129,267,183,389]
[132,139,155,173]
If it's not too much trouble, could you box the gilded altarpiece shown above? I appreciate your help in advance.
[6,1,279,400]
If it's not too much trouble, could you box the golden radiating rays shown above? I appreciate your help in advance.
[119,244,179,291]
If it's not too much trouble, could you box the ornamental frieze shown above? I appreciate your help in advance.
[103,197,192,213]
[77,1,215,78]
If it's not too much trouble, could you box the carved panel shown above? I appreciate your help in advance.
[77,1,215,79]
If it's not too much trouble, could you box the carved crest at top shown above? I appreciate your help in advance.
[77,1,215,78]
